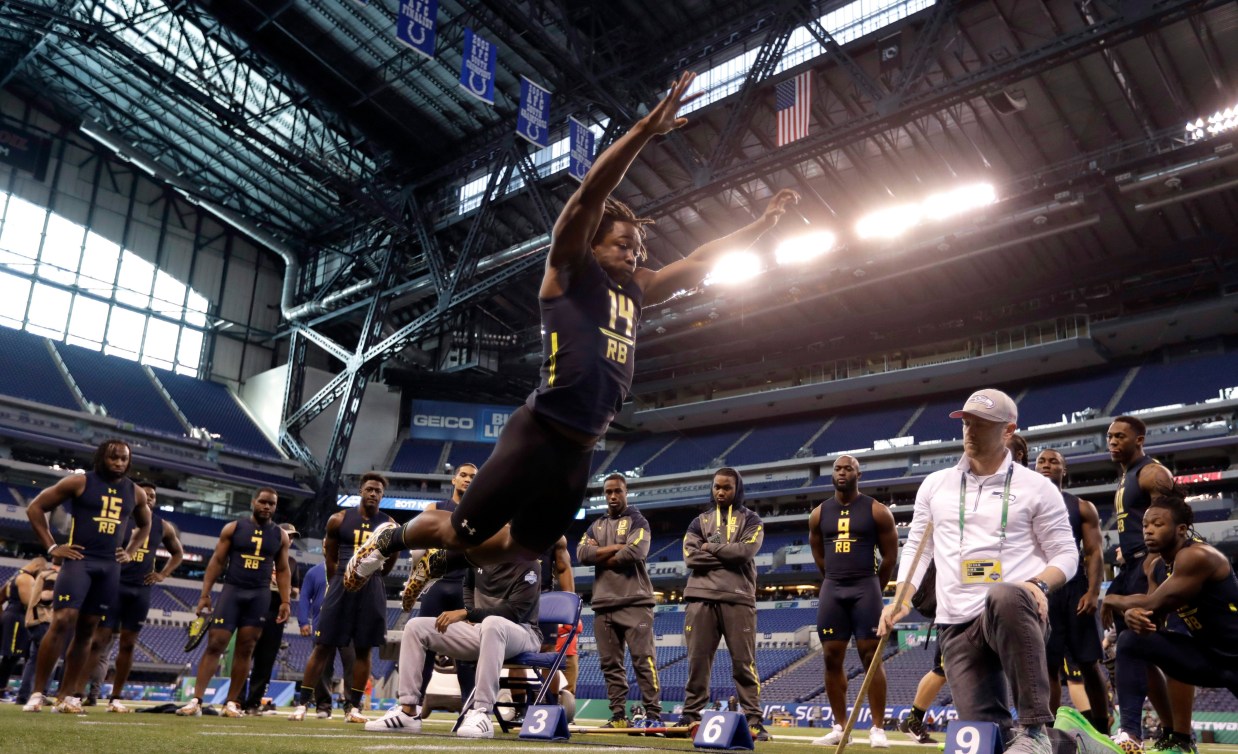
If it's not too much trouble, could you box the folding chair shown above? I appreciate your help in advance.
[456,591,583,734]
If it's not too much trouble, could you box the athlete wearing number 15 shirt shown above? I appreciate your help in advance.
[345,71,801,583]
[22,438,151,714]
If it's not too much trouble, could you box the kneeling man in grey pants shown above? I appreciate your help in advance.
[367,555,543,738]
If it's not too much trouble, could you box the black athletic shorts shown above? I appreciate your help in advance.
[815,575,883,642]
[211,585,268,631]
[932,644,944,676]
[450,404,594,553]
[53,558,120,617]
[1107,554,1149,634]
[101,583,152,632]
[1046,578,1103,666]
[314,575,387,650]
[0,607,28,658]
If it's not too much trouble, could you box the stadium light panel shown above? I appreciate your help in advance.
[1186,104,1238,141]
[704,251,763,286]
[775,231,837,265]
[856,182,997,240]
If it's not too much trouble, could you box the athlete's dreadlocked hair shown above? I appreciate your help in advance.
[1149,485,1194,528]
[592,196,653,262]
[92,438,132,476]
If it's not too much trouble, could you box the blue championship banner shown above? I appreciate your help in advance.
[396,0,437,59]
[517,76,551,148]
[459,28,497,105]
[410,399,515,443]
[568,117,594,182]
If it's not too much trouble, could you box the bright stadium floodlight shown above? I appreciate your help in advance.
[922,183,997,220]
[1186,105,1238,141]
[775,231,837,265]
[855,204,922,240]
[704,251,763,286]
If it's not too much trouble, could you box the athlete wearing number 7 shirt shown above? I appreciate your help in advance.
[22,439,151,714]
[345,71,800,585]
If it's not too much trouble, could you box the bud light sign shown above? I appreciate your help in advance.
[410,399,516,444]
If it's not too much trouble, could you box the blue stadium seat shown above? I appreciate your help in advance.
[390,439,445,473]
[152,367,281,457]
[0,326,81,410]
[56,342,185,435]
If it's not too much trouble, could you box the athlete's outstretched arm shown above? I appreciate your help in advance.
[544,72,700,293]
[641,189,799,305]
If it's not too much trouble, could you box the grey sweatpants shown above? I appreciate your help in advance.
[594,604,662,717]
[398,615,542,712]
[682,600,761,725]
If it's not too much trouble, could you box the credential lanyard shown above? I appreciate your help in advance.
[959,463,1013,554]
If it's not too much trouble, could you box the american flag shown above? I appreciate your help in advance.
[775,71,812,147]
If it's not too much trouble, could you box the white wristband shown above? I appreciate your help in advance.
[47,542,57,556]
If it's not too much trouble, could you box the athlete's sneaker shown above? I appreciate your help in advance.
[1112,731,1145,754]
[899,714,936,744]
[401,549,442,611]
[288,704,307,721]
[106,698,132,713]
[601,716,630,729]
[870,726,890,748]
[176,697,203,717]
[1006,726,1052,754]
[53,696,84,714]
[1149,734,1197,754]
[365,706,421,733]
[751,723,772,742]
[457,708,495,738]
[1053,706,1122,754]
[316,708,332,719]
[21,692,44,712]
[220,700,244,718]
[813,724,851,746]
[344,521,400,592]
[344,706,368,723]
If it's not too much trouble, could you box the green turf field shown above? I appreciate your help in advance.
[0,704,1235,754]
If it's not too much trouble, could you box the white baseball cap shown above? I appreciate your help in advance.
[949,388,1018,425]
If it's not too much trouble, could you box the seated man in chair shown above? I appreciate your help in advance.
[367,545,542,739]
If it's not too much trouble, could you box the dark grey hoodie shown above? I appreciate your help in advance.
[681,467,764,606]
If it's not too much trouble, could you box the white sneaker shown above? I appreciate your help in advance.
[22,692,44,712]
[53,695,84,714]
[344,522,399,591]
[106,698,132,713]
[221,700,244,718]
[288,704,306,721]
[1112,731,1143,754]
[870,726,890,748]
[813,725,850,746]
[176,697,202,717]
[365,706,421,733]
[457,708,495,738]
[344,706,368,723]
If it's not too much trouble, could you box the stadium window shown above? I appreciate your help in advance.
[458,121,607,215]
[0,189,210,375]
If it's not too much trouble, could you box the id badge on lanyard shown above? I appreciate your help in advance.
[958,465,1013,583]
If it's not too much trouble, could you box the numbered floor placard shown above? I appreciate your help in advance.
[693,711,753,750]
[519,704,570,741]
[945,720,1004,754]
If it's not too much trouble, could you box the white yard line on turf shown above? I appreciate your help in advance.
[76,720,157,725]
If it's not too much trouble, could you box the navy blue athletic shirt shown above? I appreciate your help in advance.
[335,506,391,566]
[120,513,163,587]
[69,472,137,560]
[527,253,644,437]
[1061,491,1085,584]
[818,494,879,580]
[1115,456,1160,556]
[1153,540,1238,657]
[225,518,282,589]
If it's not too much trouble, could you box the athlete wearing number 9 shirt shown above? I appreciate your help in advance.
[177,488,290,718]
[344,71,800,583]
[22,439,152,714]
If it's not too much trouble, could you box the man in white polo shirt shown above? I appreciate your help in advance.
[878,389,1077,754]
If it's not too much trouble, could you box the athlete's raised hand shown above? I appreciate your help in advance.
[642,71,703,135]
[758,189,800,230]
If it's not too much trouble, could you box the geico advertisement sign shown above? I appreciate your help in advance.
[413,415,475,429]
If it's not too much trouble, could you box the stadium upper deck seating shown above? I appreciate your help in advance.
[56,342,185,436]
[390,439,444,473]
[154,367,279,458]
[0,326,80,411]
